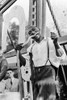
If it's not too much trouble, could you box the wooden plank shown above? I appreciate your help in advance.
[0,0,10,9]
[58,35,67,45]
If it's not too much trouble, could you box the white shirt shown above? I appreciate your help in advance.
[27,38,66,68]
[27,39,48,67]
[48,38,66,68]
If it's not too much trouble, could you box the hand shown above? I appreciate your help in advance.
[15,44,23,51]
[53,38,58,44]
[56,48,63,57]
[51,32,58,40]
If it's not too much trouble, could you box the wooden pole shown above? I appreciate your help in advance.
[17,50,23,100]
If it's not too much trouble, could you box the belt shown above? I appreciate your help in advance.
[35,65,45,68]
[35,63,51,68]
[35,65,51,69]
[35,61,51,67]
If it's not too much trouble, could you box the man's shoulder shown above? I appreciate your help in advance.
[27,43,35,53]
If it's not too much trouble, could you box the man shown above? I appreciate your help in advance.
[15,26,66,100]
[5,69,19,92]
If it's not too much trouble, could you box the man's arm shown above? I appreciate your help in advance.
[15,45,26,67]
[19,52,26,66]
[53,39,66,59]
[50,32,66,59]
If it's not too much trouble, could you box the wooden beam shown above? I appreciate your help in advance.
[4,47,27,58]
[0,0,11,10]
[58,35,67,45]
[0,0,17,14]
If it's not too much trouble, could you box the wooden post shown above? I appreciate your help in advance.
[17,51,23,100]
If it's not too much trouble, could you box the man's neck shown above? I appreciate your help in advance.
[37,37,44,43]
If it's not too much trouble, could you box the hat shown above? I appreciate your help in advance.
[28,26,39,36]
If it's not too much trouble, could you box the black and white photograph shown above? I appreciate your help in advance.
[0,0,67,100]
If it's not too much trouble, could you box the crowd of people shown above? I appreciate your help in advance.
[0,20,66,100]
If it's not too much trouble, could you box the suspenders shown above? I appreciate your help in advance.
[45,39,52,65]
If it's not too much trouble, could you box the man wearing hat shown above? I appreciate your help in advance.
[15,26,65,100]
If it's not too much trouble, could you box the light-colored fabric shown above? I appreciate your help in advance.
[5,78,12,92]
[10,78,19,92]
[0,92,20,100]
[27,39,48,67]
[27,37,66,68]
[5,78,19,92]
[0,80,6,93]
[48,38,66,68]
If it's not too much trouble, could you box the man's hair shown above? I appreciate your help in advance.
[27,26,39,35]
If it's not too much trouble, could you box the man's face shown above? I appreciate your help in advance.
[30,31,41,42]
[7,70,14,78]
